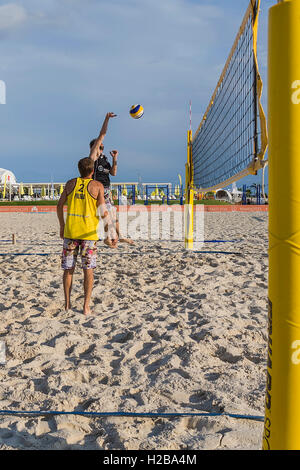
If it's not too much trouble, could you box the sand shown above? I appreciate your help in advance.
[0,211,268,450]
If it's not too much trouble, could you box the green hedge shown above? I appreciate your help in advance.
[0,199,232,207]
[0,200,58,206]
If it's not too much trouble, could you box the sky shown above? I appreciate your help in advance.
[0,0,275,188]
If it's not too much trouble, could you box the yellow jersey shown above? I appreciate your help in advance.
[64,178,99,240]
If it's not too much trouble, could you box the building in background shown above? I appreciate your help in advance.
[0,168,17,185]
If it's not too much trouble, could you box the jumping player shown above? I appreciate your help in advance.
[89,135,134,245]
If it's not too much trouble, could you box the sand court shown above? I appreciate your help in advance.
[0,211,268,450]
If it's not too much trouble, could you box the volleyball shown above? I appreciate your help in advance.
[130,104,144,119]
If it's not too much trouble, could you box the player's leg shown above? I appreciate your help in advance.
[61,239,79,311]
[80,240,97,315]
[83,269,94,315]
[109,204,134,245]
[63,268,75,311]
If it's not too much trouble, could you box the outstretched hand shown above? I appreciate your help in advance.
[106,112,117,119]
[110,150,118,159]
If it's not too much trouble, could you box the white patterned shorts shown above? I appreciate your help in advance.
[61,239,98,270]
[104,188,116,220]
[104,188,112,210]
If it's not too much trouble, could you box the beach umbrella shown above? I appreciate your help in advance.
[19,183,24,196]
[29,185,34,196]
[155,184,159,196]
[178,174,183,198]
[41,186,46,197]
[122,184,127,196]
[59,184,64,195]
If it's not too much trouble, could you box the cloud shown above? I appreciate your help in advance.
[0,4,27,31]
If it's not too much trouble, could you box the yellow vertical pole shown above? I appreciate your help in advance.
[185,130,194,249]
[264,0,300,450]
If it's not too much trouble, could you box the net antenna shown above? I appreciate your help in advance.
[191,0,268,193]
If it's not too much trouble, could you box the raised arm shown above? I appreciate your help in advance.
[109,150,118,176]
[89,112,117,162]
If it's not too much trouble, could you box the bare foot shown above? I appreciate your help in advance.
[119,238,135,245]
[83,307,93,316]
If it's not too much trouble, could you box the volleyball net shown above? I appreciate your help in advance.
[190,0,268,193]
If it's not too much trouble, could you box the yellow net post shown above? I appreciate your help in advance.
[184,130,194,250]
[263,0,300,450]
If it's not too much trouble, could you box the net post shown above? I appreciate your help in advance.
[118,185,121,206]
[263,0,300,450]
[185,130,194,250]
[144,185,148,206]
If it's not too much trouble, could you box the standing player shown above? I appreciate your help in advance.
[57,157,118,315]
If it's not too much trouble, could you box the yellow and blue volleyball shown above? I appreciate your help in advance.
[130,104,144,119]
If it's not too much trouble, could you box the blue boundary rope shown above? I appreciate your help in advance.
[0,238,243,257]
[192,251,241,255]
[204,240,241,243]
[0,253,53,256]
[0,239,242,244]
[0,409,264,422]
[0,251,242,257]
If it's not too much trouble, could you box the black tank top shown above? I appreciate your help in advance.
[93,155,111,188]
